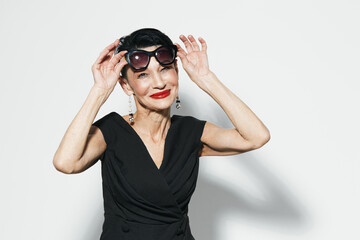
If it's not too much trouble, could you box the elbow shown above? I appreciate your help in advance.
[253,132,271,149]
[263,131,271,143]
[53,158,75,174]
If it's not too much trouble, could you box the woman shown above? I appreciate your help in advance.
[53,28,270,240]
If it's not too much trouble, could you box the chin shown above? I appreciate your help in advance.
[148,99,174,111]
[153,103,173,111]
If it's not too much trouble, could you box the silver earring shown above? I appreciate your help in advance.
[176,95,181,109]
[128,95,134,124]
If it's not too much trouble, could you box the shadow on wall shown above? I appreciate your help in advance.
[191,157,311,240]
[81,92,311,240]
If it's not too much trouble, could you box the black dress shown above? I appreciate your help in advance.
[92,112,206,240]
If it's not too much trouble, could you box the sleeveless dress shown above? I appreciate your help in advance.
[92,112,206,240]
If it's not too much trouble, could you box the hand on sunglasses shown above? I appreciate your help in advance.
[175,35,213,85]
[91,39,129,94]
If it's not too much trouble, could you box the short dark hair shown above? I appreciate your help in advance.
[114,28,174,80]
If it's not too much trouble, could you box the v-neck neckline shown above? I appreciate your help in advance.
[114,112,176,171]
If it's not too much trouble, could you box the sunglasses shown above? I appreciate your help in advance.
[124,45,178,71]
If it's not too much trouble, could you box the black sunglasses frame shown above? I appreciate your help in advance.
[124,45,178,71]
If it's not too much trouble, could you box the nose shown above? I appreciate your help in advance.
[148,56,166,89]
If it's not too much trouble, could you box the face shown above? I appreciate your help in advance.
[119,45,179,112]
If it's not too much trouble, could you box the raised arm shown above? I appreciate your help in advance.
[175,35,270,156]
[53,39,128,173]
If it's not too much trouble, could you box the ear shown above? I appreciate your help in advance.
[118,77,134,96]
[174,59,179,74]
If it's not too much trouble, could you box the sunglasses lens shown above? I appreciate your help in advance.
[156,47,175,64]
[129,52,149,69]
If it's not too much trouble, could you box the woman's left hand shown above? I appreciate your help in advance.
[175,35,213,86]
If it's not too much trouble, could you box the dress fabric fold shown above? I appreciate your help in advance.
[92,112,206,240]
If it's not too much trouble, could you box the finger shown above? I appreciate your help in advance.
[198,37,207,52]
[174,43,187,57]
[114,38,120,46]
[102,39,118,57]
[109,39,121,57]
[107,50,128,70]
[174,45,190,66]
[174,43,191,66]
[110,50,127,64]
[188,35,200,51]
[114,56,129,76]
[179,35,193,53]
[176,51,187,62]
[94,40,118,65]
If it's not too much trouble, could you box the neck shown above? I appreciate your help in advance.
[132,108,171,142]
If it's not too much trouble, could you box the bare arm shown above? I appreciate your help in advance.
[53,39,128,174]
[176,35,270,157]
[198,74,270,156]
[53,86,107,174]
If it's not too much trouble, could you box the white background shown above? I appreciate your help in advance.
[1,0,359,239]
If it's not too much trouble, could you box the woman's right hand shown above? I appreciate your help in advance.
[91,39,128,94]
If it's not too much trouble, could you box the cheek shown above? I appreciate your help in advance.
[165,71,179,86]
[132,81,150,96]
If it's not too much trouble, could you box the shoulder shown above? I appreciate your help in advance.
[93,111,118,122]
[172,114,206,124]
[172,114,207,139]
[92,111,124,133]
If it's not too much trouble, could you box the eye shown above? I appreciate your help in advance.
[137,73,148,79]
[161,66,172,71]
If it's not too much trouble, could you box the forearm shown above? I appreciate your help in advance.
[53,86,108,170]
[198,72,270,143]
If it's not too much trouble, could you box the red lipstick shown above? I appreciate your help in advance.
[150,89,171,99]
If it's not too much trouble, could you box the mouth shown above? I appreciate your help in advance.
[150,89,171,99]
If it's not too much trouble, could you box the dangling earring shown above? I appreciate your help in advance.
[175,95,181,109]
[128,95,134,125]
